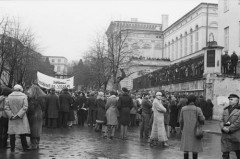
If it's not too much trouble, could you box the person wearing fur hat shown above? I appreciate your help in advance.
[149,92,169,147]
[0,87,12,149]
[4,84,30,152]
[220,94,240,159]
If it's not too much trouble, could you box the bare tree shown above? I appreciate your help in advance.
[106,27,139,90]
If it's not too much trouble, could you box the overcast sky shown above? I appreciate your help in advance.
[0,0,218,62]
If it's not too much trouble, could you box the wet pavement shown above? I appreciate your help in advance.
[0,120,237,159]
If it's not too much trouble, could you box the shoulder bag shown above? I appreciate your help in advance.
[195,107,204,139]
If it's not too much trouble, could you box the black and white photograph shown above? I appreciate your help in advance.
[0,0,240,158]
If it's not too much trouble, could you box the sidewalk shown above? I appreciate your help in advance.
[203,120,221,135]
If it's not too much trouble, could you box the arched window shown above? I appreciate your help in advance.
[172,39,174,60]
[195,25,199,51]
[168,42,171,59]
[190,28,193,54]
[180,34,183,58]
[176,37,178,59]
[184,32,188,56]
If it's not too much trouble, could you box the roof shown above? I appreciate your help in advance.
[45,56,68,60]
[163,3,218,33]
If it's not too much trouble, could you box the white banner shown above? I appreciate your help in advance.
[37,72,74,90]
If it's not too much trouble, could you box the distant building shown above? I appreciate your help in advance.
[45,56,68,79]
[217,0,240,54]
[106,18,170,89]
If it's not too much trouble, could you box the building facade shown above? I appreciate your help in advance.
[106,18,170,89]
[46,56,68,78]
[217,0,240,54]
[163,3,218,62]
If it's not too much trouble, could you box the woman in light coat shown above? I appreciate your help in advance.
[4,84,30,152]
[150,92,169,147]
[104,91,118,139]
[179,94,205,159]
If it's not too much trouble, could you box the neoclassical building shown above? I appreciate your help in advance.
[163,3,218,62]
[44,56,68,79]
[106,18,170,89]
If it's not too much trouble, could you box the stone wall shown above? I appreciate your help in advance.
[209,76,240,120]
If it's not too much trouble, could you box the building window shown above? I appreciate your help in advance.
[52,59,55,63]
[239,21,240,46]
[172,40,174,60]
[190,29,193,54]
[168,42,171,59]
[195,26,199,51]
[224,0,229,12]
[176,37,178,59]
[57,66,61,72]
[184,32,188,56]
[224,27,229,51]
[58,59,61,63]
[180,35,183,58]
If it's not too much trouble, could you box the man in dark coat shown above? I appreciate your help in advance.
[58,88,73,128]
[230,51,239,74]
[46,88,60,128]
[140,92,152,139]
[197,95,208,119]
[222,51,231,74]
[86,92,97,127]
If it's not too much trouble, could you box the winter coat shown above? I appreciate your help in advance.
[169,100,178,127]
[105,95,118,126]
[46,93,60,118]
[96,98,106,122]
[86,96,97,110]
[117,93,133,126]
[0,96,8,118]
[141,98,152,115]
[27,96,46,137]
[59,92,73,112]
[179,105,205,152]
[231,53,239,65]
[150,98,168,142]
[220,104,240,152]
[130,99,138,114]
[4,91,30,135]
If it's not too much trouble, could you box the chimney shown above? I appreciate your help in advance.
[161,15,169,31]
[131,18,138,22]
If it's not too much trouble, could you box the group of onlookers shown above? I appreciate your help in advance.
[222,51,239,74]
[1,84,240,159]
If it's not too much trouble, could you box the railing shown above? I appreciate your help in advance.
[133,55,204,90]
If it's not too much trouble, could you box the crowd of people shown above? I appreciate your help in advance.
[1,84,240,159]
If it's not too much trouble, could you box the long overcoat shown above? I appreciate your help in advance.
[96,98,106,122]
[179,105,205,152]
[150,98,168,142]
[105,95,118,126]
[59,92,73,112]
[4,91,30,135]
[46,93,60,118]
[220,104,240,152]
[27,96,46,137]
[117,93,133,126]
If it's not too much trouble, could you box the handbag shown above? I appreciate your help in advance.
[195,107,204,139]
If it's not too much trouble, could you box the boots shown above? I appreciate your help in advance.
[193,153,198,159]
[184,153,189,159]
